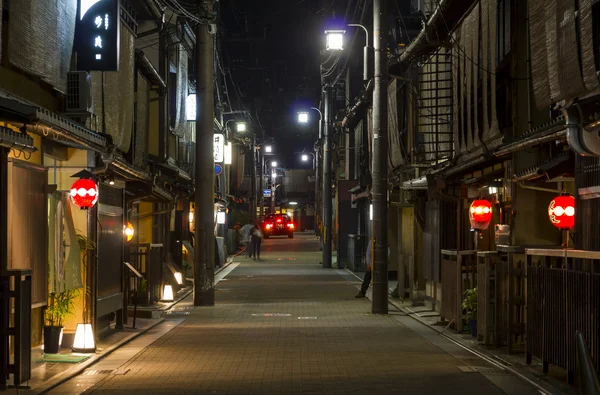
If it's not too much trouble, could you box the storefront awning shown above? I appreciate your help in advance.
[0,93,108,153]
[494,116,567,157]
[513,151,573,182]
[0,126,36,152]
[101,152,152,182]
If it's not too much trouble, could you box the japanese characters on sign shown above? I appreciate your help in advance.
[76,0,120,71]
[214,134,224,163]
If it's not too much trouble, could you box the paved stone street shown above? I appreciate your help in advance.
[48,233,545,394]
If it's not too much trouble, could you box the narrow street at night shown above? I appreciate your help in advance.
[46,234,541,395]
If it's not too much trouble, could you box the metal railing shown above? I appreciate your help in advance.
[526,248,600,384]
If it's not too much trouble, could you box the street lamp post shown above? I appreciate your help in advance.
[348,23,373,82]
[297,107,323,243]
[301,152,316,169]
[322,85,333,269]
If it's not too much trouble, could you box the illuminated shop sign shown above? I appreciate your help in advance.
[214,134,224,163]
[76,0,120,71]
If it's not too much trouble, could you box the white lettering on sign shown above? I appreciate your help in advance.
[214,134,224,163]
[95,16,102,28]
[104,14,109,29]
[94,36,102,48]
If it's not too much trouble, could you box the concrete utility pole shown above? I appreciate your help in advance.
[270,174,276,214]
[313,105,322,237]
[322,85,332,269]
[250,137,257,223]
[194,0,215,306]
[371,0,388,314]
[259,148,264,221]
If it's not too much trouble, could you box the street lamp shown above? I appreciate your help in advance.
[300,152,316,169]
[297,112,309,124]
[271,172,277,179]
[224,119,247,134]
[265,145,272,153]
[271,161,277,167]
[325,30,345,51]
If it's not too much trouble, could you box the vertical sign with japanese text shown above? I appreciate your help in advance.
[76,0,120,71]
[214,134,224,163]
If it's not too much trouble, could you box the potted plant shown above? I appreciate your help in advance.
[461,287,478,338]
[44,289,78,354]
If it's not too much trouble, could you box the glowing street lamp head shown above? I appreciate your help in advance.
[301,154,309,162]
[325,30,345,51]
[236,122,247,133]
[271,172,277,179]
[265,145,272,153]
[271,161,277,167]
[297,112,309,123]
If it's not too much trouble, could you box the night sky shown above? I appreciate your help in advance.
[219,0,350,169]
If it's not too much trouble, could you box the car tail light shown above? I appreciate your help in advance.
[287,223,295,229]
[266,223,273,229]
[277,219,282,223]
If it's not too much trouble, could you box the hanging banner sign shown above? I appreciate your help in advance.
[76,0,120,71]
[214,134,224,163]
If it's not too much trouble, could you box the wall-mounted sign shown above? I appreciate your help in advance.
[263,189,272,198]
[215,163,223,175]
[76,0,120,71]
[186,94,196,121]
[214,134,224,163]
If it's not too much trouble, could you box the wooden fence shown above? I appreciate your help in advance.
[526,249,600,384]
[477,247,526,352]
[441,250,477,333]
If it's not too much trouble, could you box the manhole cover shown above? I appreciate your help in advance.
[251,313,291,317]
[458,366,503,374]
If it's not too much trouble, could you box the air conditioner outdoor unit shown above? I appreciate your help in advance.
[66,71,93,114]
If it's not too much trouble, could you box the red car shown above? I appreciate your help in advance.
[262,214,295,239]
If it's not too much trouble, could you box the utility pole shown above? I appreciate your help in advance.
[371,0,388,314]
[313,105,322,238]
[259,148,264,221]
[270,174,276,214]
[250,137,257,223]
[194,0,215,306]
[322,85,332,269]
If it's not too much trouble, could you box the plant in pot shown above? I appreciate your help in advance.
[44,289,78,354]
[461,287,478,338]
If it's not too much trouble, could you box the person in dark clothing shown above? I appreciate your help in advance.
[356,240,390,298]
[251,223,263,260]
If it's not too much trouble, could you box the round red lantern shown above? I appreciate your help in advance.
[469,199,492,230]
[70,178,98,210]
[548,195,575,230]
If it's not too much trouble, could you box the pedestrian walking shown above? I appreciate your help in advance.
[355,239,389,298]
[251,222,263,260]
[239,221,254,258]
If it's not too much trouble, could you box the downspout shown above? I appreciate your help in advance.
[518,182,562,194]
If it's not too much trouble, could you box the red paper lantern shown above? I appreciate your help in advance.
[548,195,575,230]
[70,178,98,209]
[469,199,492,230]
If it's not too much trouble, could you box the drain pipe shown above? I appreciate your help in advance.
[518,182,562,194]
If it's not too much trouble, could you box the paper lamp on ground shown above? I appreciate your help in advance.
[162,285,174,302]
[70,178,98,209]
[469,199,492,230]
[72,323,95,353]
[548,195,575,230]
